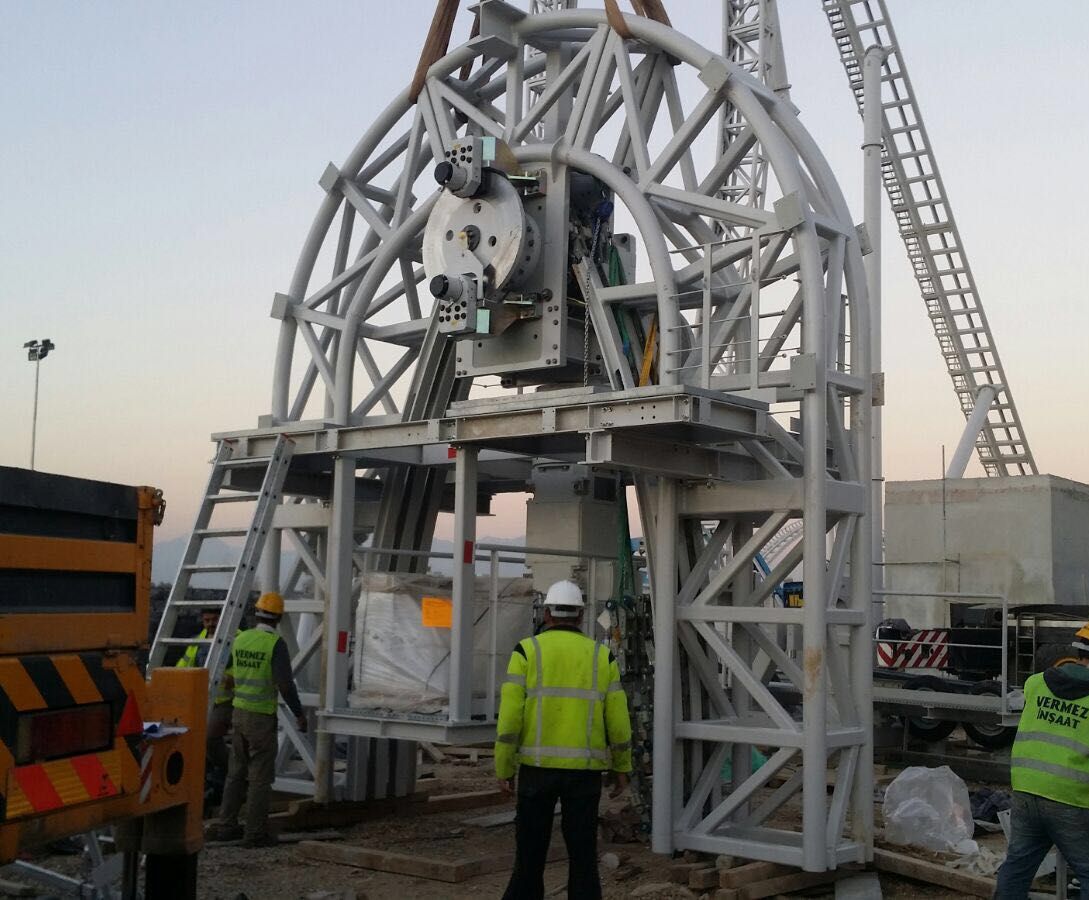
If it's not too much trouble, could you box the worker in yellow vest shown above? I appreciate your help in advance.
[495,580,632,900]
[175,608,233,807]
[207,592,306,847]
[996,622,1089,899]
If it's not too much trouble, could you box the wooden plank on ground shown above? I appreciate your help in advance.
[297,840,566,884]
[208,830,343,848]
[873,849,995,898]
[462,809,516,828]
[298,842,464,883]
[420,742,446,763]
[424,789,508,813]
[272,794,423,830]
[689,866,720,889]
[0,877,36,897]
[719,861,794,888]
[270,787,505,830]
[670,861,708,883]
[735,869,841,900]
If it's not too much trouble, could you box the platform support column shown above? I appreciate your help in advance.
[450,446,479,723]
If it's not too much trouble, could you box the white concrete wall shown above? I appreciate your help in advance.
[884,475,1089,627]
[1051,478,1089,607]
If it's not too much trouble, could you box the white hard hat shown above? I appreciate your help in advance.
[543,580,585,617]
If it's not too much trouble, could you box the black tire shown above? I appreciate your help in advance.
[1034,643,1080,673]
[962,680,1017,750]
[903,674,958,742]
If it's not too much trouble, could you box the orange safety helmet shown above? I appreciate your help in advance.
[1073,622,1089,654]
[255,592,285,616]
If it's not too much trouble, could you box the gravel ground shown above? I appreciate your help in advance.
[3,760,1009,899]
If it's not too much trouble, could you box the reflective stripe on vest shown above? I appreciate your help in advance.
[518,745,610,762]
[175,629,207,668]
[231,628,280,715]
[583,640,601,763]
[1011,672,1089,808]
[531,635,544,765]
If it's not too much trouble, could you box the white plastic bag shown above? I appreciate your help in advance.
[882,765,977,854]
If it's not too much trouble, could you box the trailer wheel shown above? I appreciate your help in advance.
[962,680,1017,750]
[903,675,958,742]
[1035,643,1080,673]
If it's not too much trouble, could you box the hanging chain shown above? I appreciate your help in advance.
[584,202,611,388]
[583,219,601,387]
[583,296,591,387]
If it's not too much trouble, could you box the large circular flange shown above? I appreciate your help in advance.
[422,174,539,299]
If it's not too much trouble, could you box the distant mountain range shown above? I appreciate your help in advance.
[151,534,529,585]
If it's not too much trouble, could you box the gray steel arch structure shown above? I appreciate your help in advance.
[212,3,874,872]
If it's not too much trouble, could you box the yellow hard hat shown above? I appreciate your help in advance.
[1073,622,1089,654]
[256,592,285,616]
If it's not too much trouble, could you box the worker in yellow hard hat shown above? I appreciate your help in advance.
[207,592,307,847]
[996,622,1089,898]
[495,580,633,899]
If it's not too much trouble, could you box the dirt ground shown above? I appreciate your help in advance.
[4,757,1010,899]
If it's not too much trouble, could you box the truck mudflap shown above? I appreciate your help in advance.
[0,651,146,822]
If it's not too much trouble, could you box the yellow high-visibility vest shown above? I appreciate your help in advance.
[1011,671,1089,808]
[175,627,232,705]
[231,628,280,715]
[495,627,632,779]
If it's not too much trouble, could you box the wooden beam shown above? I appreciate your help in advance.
[634,0,672,26]
[411,0,460,102]
[604,0,634,39]
[297,840,566,884]
[423,788,508,812]
[718,861,794,888]
[670,861,709,884]
[716,868,843,900]
[689,866,720,889]
[873,849,995,898]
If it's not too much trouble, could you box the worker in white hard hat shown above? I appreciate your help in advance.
[996,621,1089,898]
[495,580,633,900]
[208,593,307,847]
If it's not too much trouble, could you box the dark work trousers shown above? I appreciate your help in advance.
[502,766,603,900]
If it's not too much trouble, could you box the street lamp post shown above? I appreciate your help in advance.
[23,339,55,471]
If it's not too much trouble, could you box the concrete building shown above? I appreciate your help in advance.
[884,475,1089,626]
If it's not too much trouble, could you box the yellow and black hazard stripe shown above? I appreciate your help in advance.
[0,652,145,821]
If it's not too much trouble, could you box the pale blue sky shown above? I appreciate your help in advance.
[2,1,1087,541]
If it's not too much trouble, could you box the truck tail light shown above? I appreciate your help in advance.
[15,703,113,765]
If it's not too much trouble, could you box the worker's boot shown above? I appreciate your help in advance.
[205,822,243,842]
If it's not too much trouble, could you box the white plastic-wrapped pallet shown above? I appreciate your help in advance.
[350,572,536,714]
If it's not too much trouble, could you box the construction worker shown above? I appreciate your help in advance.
[175,607,220,669]
[208,593,307,847]
[495,580,632,900]
[176,608,232,807]
[995,623,1089,899]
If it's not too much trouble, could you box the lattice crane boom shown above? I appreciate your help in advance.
[823,0,1037,476]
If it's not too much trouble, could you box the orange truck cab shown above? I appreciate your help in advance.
[0,466,206,899]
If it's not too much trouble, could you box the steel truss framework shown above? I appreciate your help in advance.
[179,3,875,871]
[718,0,788,243]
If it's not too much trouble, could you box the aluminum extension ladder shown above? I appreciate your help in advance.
[823,0,1037,476]
[149,435,294,712]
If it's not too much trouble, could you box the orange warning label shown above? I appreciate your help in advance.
[421,597,453,628]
